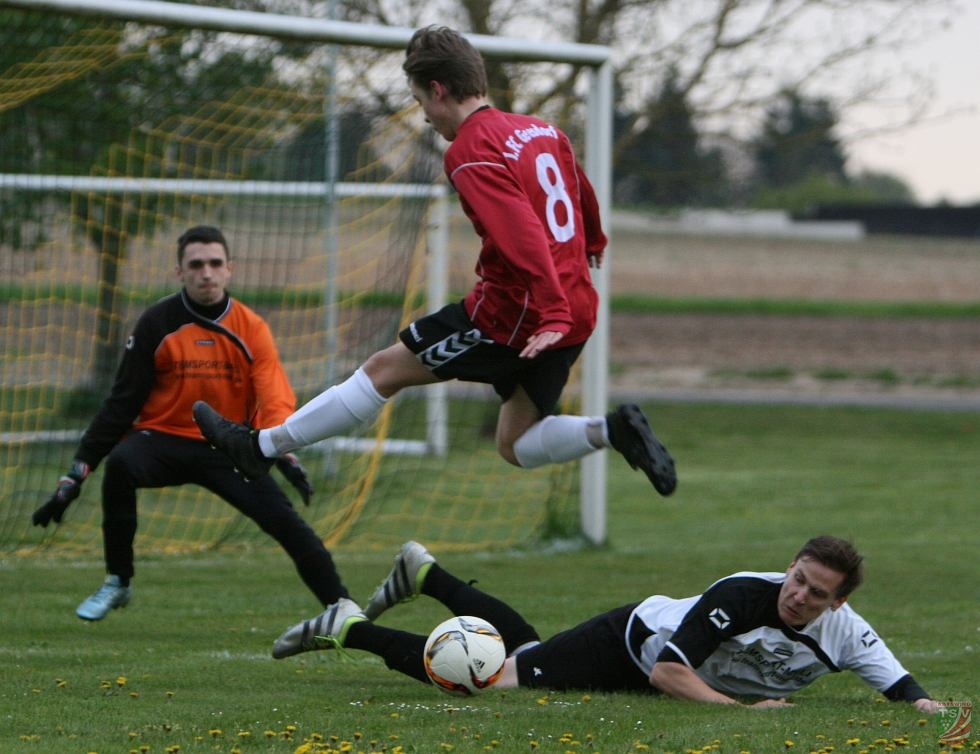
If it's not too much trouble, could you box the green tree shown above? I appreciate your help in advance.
[852,170,916,203]
[752,89,847,190]
[614,68,727,207]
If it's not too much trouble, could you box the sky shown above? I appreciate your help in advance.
[846,2,980,206]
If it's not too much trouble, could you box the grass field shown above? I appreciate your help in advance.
[2,400,977,754]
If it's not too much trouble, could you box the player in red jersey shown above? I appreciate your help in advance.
[195,26,676,496]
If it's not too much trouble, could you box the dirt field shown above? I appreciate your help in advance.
[604,219,980,405]
[5,210,979,406]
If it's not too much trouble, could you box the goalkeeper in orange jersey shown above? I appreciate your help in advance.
[194,25,676,498]
[32,225,349,621]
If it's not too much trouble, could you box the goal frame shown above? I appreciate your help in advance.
[0,0,614,544]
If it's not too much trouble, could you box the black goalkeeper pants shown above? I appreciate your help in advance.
[99,429,347,605]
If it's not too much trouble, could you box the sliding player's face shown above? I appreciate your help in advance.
[410,80,456,141]
[777,557,847,628]
[178,242,233,306]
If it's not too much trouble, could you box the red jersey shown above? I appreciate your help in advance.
[444,107,607,348]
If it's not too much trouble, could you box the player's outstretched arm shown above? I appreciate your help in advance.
[650,661,739,704]
[651,662,792,708]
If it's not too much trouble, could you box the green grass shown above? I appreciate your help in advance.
[5,281,980,318]
[2,401,977,753]
[609,294,980,318]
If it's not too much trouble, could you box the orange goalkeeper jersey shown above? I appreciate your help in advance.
[75,290,295,469]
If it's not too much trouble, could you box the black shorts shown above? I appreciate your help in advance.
[399,302,585,417]
[514,603,651,692]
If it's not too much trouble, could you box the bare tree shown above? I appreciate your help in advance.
[330,0,954,171]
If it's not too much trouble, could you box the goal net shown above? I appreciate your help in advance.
[0,2,611,557]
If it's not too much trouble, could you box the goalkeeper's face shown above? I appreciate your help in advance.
[178,241,233,305]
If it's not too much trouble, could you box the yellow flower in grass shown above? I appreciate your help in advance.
[116,676,127,687]
[785,741,795,749]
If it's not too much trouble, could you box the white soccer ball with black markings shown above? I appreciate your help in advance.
[423,615,506,696]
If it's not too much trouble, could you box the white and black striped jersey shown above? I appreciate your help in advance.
[625,571,918,700]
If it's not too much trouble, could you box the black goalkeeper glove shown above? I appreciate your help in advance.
[32,460,90,527]
[275,453,313,506]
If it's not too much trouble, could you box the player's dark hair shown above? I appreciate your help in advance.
[403,25,487,101]
[177,225,229,264]
[796,535,864,597]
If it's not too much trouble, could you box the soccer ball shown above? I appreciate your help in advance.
[423,615,507,696]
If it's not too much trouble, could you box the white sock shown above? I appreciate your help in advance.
[258,367,387,456]
[512,415,605,468]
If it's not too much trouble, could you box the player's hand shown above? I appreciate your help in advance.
[520,330,564,359]
[587,250,604,269]
[747,698,794,709]
[913,698,940,714]
[275,453,313,506]
[32,460,90,527]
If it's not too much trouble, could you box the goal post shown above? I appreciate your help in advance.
[0,0,613,552]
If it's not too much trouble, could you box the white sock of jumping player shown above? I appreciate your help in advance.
[512,415,607,468]
[258,367,388,456]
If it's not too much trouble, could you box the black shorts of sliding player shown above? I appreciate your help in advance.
[513,603,651,692]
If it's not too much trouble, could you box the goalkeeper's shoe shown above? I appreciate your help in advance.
[76,575,132,621]
[192,401,273,480]
[272,598,367,659]
[606,403,677,496]
[363,540,436,621]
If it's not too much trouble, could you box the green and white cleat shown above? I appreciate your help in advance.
[363,541,436,621]
[272,598,366,659]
